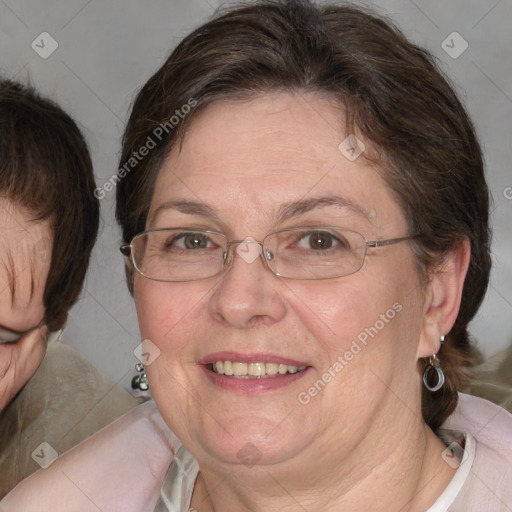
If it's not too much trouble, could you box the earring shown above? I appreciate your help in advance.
[423,353,445,392]
[131,363,149,391]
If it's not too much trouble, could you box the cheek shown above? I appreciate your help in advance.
[286,258,422,365]
[134,279,173,342]
[287,277,394,342]
[133,277,208,349]
[288,276,423,421]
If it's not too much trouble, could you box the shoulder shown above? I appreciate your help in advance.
[442,393,512,510]
[0,339,142,498]
[0,401,179,512]
[444,393,512,452]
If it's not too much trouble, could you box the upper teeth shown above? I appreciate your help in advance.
[213,361,306,377]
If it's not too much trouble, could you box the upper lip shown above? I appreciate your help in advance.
[198,352,310,367]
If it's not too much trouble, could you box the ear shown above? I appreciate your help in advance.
[417,238,471,358]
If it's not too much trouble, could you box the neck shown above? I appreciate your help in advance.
[191,413,456,512]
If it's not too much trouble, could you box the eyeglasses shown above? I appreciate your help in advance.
[0,319,46,344]
[120,227,421,282]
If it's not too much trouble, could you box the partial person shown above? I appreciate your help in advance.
[3,2,511,511]
[0,79,141,497]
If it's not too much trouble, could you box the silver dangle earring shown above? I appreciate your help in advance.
[423,337,445,392]
[131,363,149,391]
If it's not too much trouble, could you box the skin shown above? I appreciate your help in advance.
[0,200,51,412]
[135,92,470,511]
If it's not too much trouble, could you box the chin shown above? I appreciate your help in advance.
[186,412,315,468]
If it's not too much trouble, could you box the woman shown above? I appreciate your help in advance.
[0,79,140,497]
[0,78,99,411]
[3,1,511,510]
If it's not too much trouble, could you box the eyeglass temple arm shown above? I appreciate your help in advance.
[366,234,421,248]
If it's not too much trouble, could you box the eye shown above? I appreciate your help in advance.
[166,232,214,250]
[297,231,345,251]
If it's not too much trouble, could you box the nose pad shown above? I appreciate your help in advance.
[223,249,233,269]
[210,240,287,328]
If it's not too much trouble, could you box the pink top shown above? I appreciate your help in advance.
[1,393,511,511]
[439,393,512,510]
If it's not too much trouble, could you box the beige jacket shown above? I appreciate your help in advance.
[0,336,143,498]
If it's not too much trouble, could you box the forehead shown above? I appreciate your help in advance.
[150,92,405,233]
[0,201,52,330]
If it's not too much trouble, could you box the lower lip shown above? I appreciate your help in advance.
[200,365,311,393]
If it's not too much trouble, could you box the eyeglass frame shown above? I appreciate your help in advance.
[120,226,422,283]
[0,318,46,344]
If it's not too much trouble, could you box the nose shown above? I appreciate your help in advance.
[208,239,287,328]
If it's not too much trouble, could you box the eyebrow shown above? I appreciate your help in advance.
[276,195,372,223]
[149,194,371,226]
[150,200,221,226]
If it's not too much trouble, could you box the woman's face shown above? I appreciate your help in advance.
[135,92,432,471]
[0,201,51,411]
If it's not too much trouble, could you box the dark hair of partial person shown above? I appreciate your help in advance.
[0,79,100,331]
[115,0,491,429]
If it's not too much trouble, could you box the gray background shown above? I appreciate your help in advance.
[1,0,511,393]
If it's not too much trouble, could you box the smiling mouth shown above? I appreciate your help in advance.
[210,361,308,378]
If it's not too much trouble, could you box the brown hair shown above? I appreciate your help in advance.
[0,79,100,331]
[116,0,491,429]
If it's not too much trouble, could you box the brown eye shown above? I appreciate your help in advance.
[308,232,333,250]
